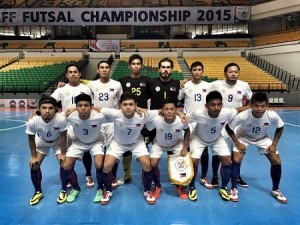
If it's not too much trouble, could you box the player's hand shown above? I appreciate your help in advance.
[180,78,190,89]
[27,111,38,121]
[181,147,188,156]
[57,82,66,87]
[266,144,276,157]
[236,142,247,155]
[65,108,76,117]
[29,156,40,169]
[136,107,148,117]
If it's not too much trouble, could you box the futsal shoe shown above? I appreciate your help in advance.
[67,189,81,203]
[211,176,219,188]
[117,176,132,186]
[175,186,188,200]
[200,178,213,189]
[219,188,230,201]
[271,189,287,203]
[237,176,248,188]
[57,190,67,204]
[111,176,118,189]
[152,186,162,199]
[29,191,43,205]
[230,188,239,202]
[93,189,103,203]
[86,176,94,188]
[188,187,198,201]
[144,191,155,204]
[101,191,113,205]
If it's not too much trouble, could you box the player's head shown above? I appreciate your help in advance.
[158,58,173,81]
[224,62,240,84]
[162,97,177,121]
[97,60,111,79]
[75,93,92,118]
[128,54,143,76]
[251,92,268,118]
[120,92,137,118]
[205,91,223,118]
[190,61,204,81]
[38,95,58,122]
[65,63,81,85]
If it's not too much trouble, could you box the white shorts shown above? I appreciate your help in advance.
[190,136,230,159]
[232,136,279,155]
[106,136,149,161]
[150,141,182,158]
[35,136,62,156]
[66,140,105,160]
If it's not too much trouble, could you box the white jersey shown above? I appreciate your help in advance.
[26,113,68,142]
[146,116,189,148]
[51,83,92,111]
[67,109,107,144]
[187,108,237,143]
[210,80,252,109]
[87,79,123,109]
[101,108,158,145]
[178,80,210,113]
[227,109,284,142]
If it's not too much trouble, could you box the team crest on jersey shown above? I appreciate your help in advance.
[119,122,124,127]
[126,82,131,87]
[159,127,164,131]
[155,86,160,92]
[37,128,43,133]
[75,123,79,127]
[188,89,193,93]
[247,124,253,127]
[66,91,70,96]
[95,88,99,92]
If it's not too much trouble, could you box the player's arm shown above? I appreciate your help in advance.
[236,100,251,113]
[176,111,188,124]
[225,124,247,155]
[28,134,40,169]
[136,106,148,116]
[266,126,284,157]
[181,128,190,156]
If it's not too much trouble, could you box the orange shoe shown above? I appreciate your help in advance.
[152,186,162,199]
[175,186,188,200]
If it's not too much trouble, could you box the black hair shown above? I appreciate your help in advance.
[129,54,143,65]
[120,92,137,104]
[158,58,174,69]
[206,91,223,104]
[75,93,92,105]
[65,63,80,74]
[38,95,57,108]
[162,97,177,108]
[224,62,240,73]
[251,92,268,104]
[190,61,204,71]
[97,60,111,69]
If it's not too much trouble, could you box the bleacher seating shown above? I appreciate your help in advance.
[0,57,80,93]
[184,56,288,92]
[255,28,300,46]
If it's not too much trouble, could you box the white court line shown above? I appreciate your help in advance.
[284,122,300,128]
[0,119,27,132]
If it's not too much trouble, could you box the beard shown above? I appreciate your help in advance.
[160,72,171,80]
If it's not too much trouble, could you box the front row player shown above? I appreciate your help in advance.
[98,92,159,205]
[146,98,190,200]
[225,92,287,203]
[26,96,68,205]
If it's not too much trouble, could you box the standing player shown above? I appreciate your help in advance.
[87,60,122,188]
[51,63,95,188]
[26,96,68,205]
[208,62,252,188]
[63,94,107,203]
[178,61,213,189]
[96,92,159,205]
[225,92,287,203]
[116,54,151,186]
[146,98,190,200]
[186,91,238,201]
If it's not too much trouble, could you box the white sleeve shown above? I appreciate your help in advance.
[186,110,201,123]
[144,110,159,123]
[178,89,184,101]
[227,114,241,130]
[244,84,253,100]
[145,121,155,131]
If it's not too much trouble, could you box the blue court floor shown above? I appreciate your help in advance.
[0,108,299,225]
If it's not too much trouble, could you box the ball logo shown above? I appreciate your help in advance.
[174,158,187,172]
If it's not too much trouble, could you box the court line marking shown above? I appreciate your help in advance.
[0,118,27,132]
[284,122,300,128]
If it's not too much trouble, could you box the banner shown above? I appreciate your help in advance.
[89,40,120,52]
[0,6,250,26]
[0,99,37,109]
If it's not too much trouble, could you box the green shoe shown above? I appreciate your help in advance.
[93,189,103,203]
[29,191,43,205]
[188,187,197,201]
[57,190,67,204]
[67,189,81,203]
[219,188,230,201]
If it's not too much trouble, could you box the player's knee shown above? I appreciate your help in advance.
[271,155,281,165]
[220,155,231,166]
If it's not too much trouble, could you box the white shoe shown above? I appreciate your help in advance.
[271,189,287,203]
[230,188,239,202]
[100,191,113,205]
[144,191,155,204]
[86,176,94,188]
